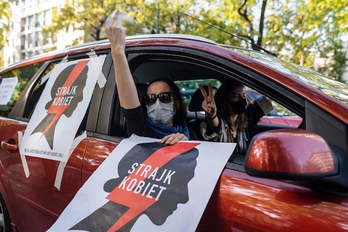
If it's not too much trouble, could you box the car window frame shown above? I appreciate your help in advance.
[1,61,49,120]
[92,46,306,170]
[99,47,305,128]
[12,51,113,134]
[126,46,305,116]
[21,59,62,120]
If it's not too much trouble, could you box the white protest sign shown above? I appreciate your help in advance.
[48,135,235,232]
[0,77,18,105]
[19,55,106,180]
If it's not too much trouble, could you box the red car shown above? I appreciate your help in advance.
[0,34,347,232]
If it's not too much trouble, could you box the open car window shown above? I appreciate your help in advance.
[108,52,304,166]
[176,80,302,128]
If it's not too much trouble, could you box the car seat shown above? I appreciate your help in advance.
[187,85,212,140]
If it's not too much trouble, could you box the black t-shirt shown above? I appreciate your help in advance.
[122,106,161,138]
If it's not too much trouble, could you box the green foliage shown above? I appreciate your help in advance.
[330,42,347,82]
[0,0,11,66]
[43,0,133,42]
[45,0,347,81]
[0,0,10,49]
[264,0,348,81]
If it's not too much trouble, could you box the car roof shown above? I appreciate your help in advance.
[0,34,217,73]
[1,34,347,124]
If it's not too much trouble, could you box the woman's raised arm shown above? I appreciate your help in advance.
[106,11,140,109]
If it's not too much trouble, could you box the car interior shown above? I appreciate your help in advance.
[109,53,303,164]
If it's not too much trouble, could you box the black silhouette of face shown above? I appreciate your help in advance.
[104,142,199,226]
[47,62,88,117]
[31,62,88,148]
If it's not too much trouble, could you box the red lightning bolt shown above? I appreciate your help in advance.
[41,60,89,136]
[107,142,199,232]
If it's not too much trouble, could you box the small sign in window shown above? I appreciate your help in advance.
[0,77,18,105]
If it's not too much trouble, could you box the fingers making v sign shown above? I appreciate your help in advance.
[200,83,217,119]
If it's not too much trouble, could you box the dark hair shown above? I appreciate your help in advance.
[215,80,248,130]
[146,78,187,126]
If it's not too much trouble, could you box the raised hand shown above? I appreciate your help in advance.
[200,84,217,119]
[106,11,126,54]
[106,11,140,109]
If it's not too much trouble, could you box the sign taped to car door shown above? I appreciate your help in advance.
[0,77,18,105]
[19,54,107,179]
[48,135,235,232]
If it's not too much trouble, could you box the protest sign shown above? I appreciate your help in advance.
[49,135,235,232]
[0,77,18,105]
[18,55,106,188]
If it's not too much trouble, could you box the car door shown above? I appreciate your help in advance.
[0,61,47,230]
[0,52,112,232]
[81,58,120,182]
[81,46,348,231]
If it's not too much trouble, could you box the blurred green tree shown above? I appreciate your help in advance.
[263,0,348,81]
[43,0,141,42]
[43,0,203,41]
[0,0,10,49]
[44,0,348,81]
[0,0,11,66]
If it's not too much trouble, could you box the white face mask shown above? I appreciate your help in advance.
[146,99,174,125]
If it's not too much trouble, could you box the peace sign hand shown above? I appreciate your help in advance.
[200,84,217,119]
[106,11,126,54]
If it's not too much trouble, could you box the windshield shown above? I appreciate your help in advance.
[232,49,348,105]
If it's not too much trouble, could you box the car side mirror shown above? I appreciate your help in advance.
[245,129,337,180]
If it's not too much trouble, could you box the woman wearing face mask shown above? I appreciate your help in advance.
[199,82,272,154]
[106,11,189,145]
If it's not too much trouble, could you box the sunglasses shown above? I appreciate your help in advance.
[144,92,174,105]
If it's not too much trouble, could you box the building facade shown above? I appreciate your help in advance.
[2,0,84,68]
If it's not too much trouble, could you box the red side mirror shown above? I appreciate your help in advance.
[245,129,337,179]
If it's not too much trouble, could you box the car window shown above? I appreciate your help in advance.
[0,62,43,117]
[243,87,298,117]
[270,101,297,116]
[23,62,58,119]
[109,54,304,142]
[242,88,302,127]
[179,80,302,128]
[233,49,348,105]
[177,79,303,166]
[177,81,299,117]
[22,57,108,134]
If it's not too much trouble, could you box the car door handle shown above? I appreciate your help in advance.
[1,141,18,153]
